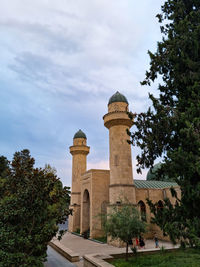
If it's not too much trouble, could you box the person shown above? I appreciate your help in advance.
[135,237,139,248]
[139,236,145,249]
[154,234,159,248]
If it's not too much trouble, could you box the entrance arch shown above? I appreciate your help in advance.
[82,189,90,233]
[138,200,147,221]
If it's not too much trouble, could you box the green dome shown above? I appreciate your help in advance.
[73,129,87,139]
[146,163,162,181]
[108,91,128,105]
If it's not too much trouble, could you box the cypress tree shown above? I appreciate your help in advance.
[128,0,200,246]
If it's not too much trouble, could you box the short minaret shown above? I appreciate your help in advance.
[103,92,136,204]
[68,130,90,232]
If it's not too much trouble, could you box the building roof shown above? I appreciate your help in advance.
[73,129,87,139]
[134,179,178,189]
[108,91,128,105]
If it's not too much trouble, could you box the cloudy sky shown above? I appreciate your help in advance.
[0,0,165,186]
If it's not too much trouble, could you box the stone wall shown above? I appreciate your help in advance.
[135,186,181,240]
[80,169,110,238]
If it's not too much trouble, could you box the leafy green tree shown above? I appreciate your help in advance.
[44,163,57,175]
[103,205,146,261]
[0,149,70,267]
[0,156,9,177]
[128,0,200,246]
[44,164,71,207]
[146,162,172,181]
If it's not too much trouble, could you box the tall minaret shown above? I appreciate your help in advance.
[68,130,90,232]
[103,92,136,204]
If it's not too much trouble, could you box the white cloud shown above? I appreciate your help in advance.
[0,0,165,185]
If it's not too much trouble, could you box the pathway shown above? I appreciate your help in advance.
[51,232,179,266]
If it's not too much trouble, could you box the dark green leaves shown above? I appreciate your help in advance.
[0,150,70,266]
[129,0,200,247]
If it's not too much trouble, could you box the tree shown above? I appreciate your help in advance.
[128,0,200,246]
[0,149,70,266]
[44,163,57,176]
[103,204,146,261]
[0,156,9,176]
[146,162,172,181]
[44,164,71,208]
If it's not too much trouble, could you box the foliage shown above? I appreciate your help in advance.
[44,163,57,176]
[93,236,107,243]
[44,164,71,213]
[0,149,70,267]
[0,156,9,176]
[82,229,90,239]
[112,248,200,267]
[103,204,146,261]
[128,0,200,246]
[74,228,80,234]
[146,162,172,181]
[130,246,137,255]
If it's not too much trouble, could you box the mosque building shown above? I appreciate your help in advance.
[68,91,180,243]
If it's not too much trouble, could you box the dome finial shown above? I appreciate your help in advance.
[73,129,87,139]
[108,91,128,105]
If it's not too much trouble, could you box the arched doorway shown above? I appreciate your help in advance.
[138,200,146,221]
[82,189,90,234]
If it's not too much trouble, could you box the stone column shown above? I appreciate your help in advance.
[68,130,90,232]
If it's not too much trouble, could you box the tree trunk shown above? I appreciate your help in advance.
[125,242,129,261]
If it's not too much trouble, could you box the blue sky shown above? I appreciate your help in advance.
[0,0,164,186]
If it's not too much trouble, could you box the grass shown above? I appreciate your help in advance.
[74,228,80,234]
[112,248,200,267]
[93,236,107,243]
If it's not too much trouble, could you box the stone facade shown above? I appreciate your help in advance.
[68,92,180,244]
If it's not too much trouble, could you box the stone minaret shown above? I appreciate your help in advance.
[103,92,136,204]
[68,130,90,232]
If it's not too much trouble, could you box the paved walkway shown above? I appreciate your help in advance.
[51,232,179,266]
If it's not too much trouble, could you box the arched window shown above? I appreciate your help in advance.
[82,189,90,235]
[83,189,90,203]
[138,201,146,221]
[157,200,164,212]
